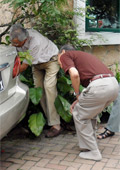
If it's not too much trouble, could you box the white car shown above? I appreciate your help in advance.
[0,45,29,140]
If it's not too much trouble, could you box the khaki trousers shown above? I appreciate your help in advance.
[73,77,119,151]
[32,59,60,126]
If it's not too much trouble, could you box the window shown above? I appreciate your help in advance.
[86,0,120,32]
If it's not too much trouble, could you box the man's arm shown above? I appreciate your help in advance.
[19,63,29,73]
[69,67,80,113]
[69,67,80,99]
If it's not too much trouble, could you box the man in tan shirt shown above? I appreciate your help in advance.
[10,23,63,138]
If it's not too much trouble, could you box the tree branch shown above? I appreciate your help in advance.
[0,13,35,43]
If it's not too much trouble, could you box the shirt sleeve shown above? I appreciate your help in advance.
[60,53,75,73]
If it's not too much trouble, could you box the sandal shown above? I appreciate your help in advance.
[97,128,115,139]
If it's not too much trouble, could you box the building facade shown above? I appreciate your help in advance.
[0,0,120,74]
[74,0,120,73]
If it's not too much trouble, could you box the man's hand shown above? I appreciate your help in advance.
[70,99,78,113]
[19,62,29,73]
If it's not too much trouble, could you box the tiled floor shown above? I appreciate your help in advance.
[0,124,120,170]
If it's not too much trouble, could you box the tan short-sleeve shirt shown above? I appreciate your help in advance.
[17,29,59,65]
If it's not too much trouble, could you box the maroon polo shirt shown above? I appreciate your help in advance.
[60,51,114,87]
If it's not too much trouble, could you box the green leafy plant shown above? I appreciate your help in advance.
[20,67,34,88]
[20,74,33,86]
[28,87,45,136]
[28,112,46,137]
[18,51,46,136]
[18,50,33,65]
[29,87,43,105]
[20,72,45,137]
[57,75,73,96]
[55,95,72,123]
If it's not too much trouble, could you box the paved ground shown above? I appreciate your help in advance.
[0,123,120,170]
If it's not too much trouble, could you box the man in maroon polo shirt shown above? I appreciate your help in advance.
[58,44,119,161]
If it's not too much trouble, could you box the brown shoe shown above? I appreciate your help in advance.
[45,127,63,138]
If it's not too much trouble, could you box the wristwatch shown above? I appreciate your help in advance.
[73,91,80,96]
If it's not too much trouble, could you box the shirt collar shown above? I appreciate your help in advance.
[23,36,32,50]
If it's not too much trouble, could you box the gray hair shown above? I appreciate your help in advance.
[59,44,75,53]
[10,23,29,42]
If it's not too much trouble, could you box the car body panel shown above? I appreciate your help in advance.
[0,45,29,140]
[0,79,29,140]
[0,45,17,104]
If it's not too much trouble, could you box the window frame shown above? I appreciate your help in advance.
[73,0,120,45]
[86,0,120,33]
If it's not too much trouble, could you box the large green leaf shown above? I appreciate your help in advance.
[28,112,46,136]
[58,76,72,85]
[79,85,84,92]
[57,76,73,95]
[55,95,72,123]
[20,74,30,83]
[29,87,43,105]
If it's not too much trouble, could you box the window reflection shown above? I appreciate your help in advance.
[88,0,120,29]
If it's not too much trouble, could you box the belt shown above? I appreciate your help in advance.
[50,55,58,61]
[90,74,114,83]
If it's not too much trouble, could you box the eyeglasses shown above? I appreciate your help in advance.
[10,38,27,47]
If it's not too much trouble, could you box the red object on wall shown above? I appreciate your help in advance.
[98,20,103,28]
